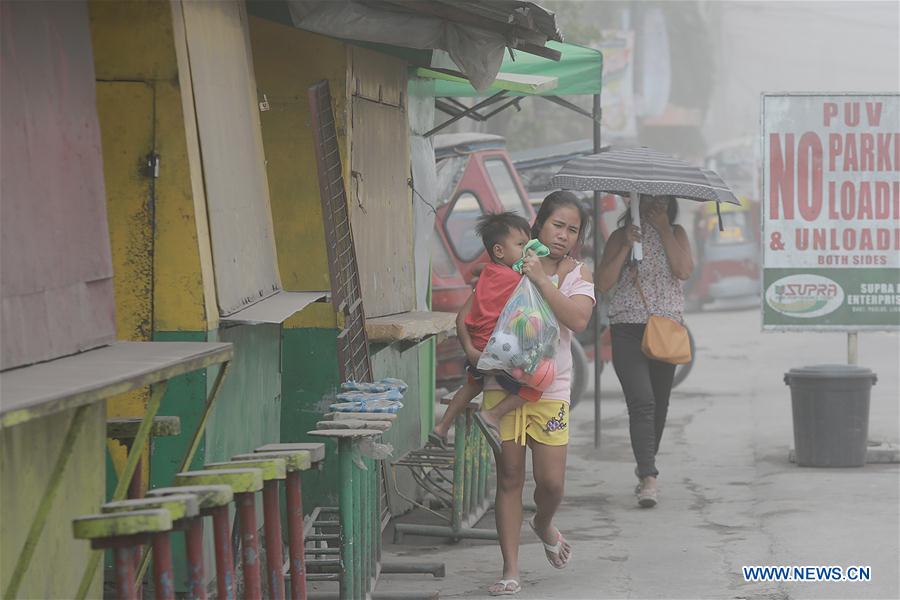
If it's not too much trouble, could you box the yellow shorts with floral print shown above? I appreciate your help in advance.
[482,390,569,446]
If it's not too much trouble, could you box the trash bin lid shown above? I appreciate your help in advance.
[784,364,877,381]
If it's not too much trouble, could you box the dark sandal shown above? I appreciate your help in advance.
[473,411,503,454]
[427,430,449,450]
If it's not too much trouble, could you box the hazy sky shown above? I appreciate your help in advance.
[704,1,900,147]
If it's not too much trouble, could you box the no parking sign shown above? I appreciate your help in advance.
[761,93,900,330]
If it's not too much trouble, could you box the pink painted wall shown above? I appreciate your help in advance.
[1,1,116,370]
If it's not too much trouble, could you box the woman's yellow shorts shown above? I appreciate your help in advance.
[483,390,569,446]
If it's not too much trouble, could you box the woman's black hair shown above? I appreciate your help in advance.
[532,190,590,245]
[617,194,679,228]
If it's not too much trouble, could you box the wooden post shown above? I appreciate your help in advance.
[848,332,859,365]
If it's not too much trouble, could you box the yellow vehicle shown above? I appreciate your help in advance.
[687,196,761,309]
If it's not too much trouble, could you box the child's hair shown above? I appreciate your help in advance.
[532,190,589,245]
[475,211,532,259]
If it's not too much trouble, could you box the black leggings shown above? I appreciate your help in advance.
[611,323,676,478]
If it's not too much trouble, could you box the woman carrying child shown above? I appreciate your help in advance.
[429,212,545,454]
[480,191,595,596]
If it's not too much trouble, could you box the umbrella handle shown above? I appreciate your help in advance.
[630,191,643,261]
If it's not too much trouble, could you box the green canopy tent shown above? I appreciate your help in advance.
[417,41,608,448]
[430,41,603,98]
[415,41,602,138]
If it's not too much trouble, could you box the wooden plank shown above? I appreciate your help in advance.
[349,47,414,318]
[181,0,281,316]
[232,451,312,472]
[364,311,456,343]
[220,291,327,324]
[324,412,398,422]
[72,509,172,539]
[316,420,392,431]
[0,342,232,428]
[307,429,382,439]
[255,442,326,464]
[175,469,263,494]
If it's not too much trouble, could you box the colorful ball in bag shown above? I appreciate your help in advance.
[524,358,555,391]
[511,308,542,342]
[526,314,542,339]
[508,308,529,339]
[485,332,521,366]
[510,367,526,380]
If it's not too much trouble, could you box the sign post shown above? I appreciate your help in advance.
[761,93,900,342]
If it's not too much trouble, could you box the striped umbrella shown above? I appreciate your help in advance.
[550,146,741,205]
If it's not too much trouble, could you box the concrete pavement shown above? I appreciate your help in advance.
[378,307,899,599]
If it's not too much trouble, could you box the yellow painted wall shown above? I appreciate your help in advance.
[89,0,219,485]
[89,0,216,333]
[1,404,106,599]
[95,80,156,486]
[248,17,349,298]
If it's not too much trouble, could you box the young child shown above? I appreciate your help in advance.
[430,212,566,453]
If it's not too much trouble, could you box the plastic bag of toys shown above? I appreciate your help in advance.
[476,276,560,391]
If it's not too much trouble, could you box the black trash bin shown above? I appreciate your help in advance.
[784,365,877,467]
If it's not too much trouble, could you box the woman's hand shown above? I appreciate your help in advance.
[623,223,642,246]
[645,205,669,232]
[521,250,550,286]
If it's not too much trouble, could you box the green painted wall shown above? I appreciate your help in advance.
[371,345,424,456]
[1,404,106,599]
[281,327,342,510]
[150,331,210,485]
[205,324,282,462]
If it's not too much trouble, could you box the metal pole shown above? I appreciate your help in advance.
[151,533,176,600]
[592,93,603,449]
[285,471,308,600]
[236,492,263,599]
[451,413,466,535]
[338,438,355,600]
[848,332,859,365]
[113,547,138,600]
[262,480,286,600]
[184,517,207,600]
[351,454,361,596]
[210,505,236,600]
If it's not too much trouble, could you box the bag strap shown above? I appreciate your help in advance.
[630,263,652,316]
[631,262,685,325]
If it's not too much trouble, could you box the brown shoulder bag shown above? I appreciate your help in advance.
[632,267,692,365]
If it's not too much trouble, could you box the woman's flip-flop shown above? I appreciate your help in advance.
[529,517,571,569]
[488,579,521,596]
[473,412,503,454]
